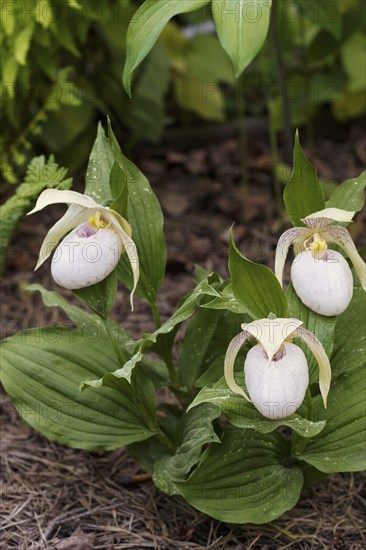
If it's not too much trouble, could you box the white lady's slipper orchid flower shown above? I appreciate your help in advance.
[275,208,366,316]
[28,189,139,309]
[224,317,331,420]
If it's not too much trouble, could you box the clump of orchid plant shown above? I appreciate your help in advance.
[224,317,331,419]
[28,189,139,308]
[275,208,366,316]
[1,126,365,527]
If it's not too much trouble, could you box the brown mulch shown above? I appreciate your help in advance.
[1,125,366,549]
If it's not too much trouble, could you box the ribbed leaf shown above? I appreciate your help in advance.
[326,170,366,214]
[153,404,221,495]
[189,374,326,438]
[123,0,211,95]
[284,132,325,226]
[0,329,158,450]
[177,427,303,524]
[296,368,366,472]
[212,0,271,77]
[229,230,287,319]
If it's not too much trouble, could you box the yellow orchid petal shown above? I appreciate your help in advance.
[294,327,331,408]
[323,226,366,291]
[28,189,99,215]
[275,227,310,287]
[224,331,251,400]
[241,318,303,361]
[35,204,89,269]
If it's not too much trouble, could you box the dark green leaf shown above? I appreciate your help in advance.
[179,307,244,394]
[85,123,114,204]
[107,120,167,302]
[177,427,303,524]
[284,131,325,227]
[190,375,326,438]
[212,0,271,77]
[123,0,211,95]
[295,367,366,472]
[83,274,221,387]
[153,404,221,495]
[286,284,336,384]
[73,270,117,318]
[326,171,366,215]
[331,285,366,380]
[229,230,287,319]
[0,329,158,450]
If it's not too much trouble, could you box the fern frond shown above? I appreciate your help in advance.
[0,155,72,275]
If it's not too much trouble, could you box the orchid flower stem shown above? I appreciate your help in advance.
[237,87,249,190]
[151,299,162,329]
[305,387,313,421]
[102,317,125,369]
[157,431,176,454]
[271,0,293,164]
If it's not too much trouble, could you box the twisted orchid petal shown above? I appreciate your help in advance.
[109,211,139,310]
[275,227,310,287]
[35,204,89,269]
[323,226,366,291]
[293,327,331,407]
[28,189,99,213]
[224,331,251,401]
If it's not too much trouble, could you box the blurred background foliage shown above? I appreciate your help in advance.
[0,0,365,187]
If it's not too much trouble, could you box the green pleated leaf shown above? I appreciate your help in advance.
[153,404,221,495]
[295,367,366,472]
[331,285,366,380]
[189,375,326,438]
[229,230,287,319]
[26,284,104,330]
[73,270,117,317]
[326,170,366,215]
[179,306,244,395]
[286,283,336,384]
[202,282,248,314]
[284,131,325,227]
[107,120,167,303]
[0,329,158,450]
[85,123,114,204]
[176,427,304,524]
[123,0,211,95]
[83,275,221,387]
[212,0,272,77]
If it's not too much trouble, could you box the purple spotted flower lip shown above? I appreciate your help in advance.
[223,317,331,420]
[275,208,366,316]
[28,189,140,309]
[76,223,98,238]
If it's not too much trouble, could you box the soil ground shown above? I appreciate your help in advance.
[1,122,366,549]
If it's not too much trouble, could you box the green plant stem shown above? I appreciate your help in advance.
[236,83,249,189]
[271,0,293,165]
[151,299,162,329]
[292,388,313,456]
[305,387,313,421]
[102,317,125,368]
[269,106,282,205]
[157,431,176,454]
